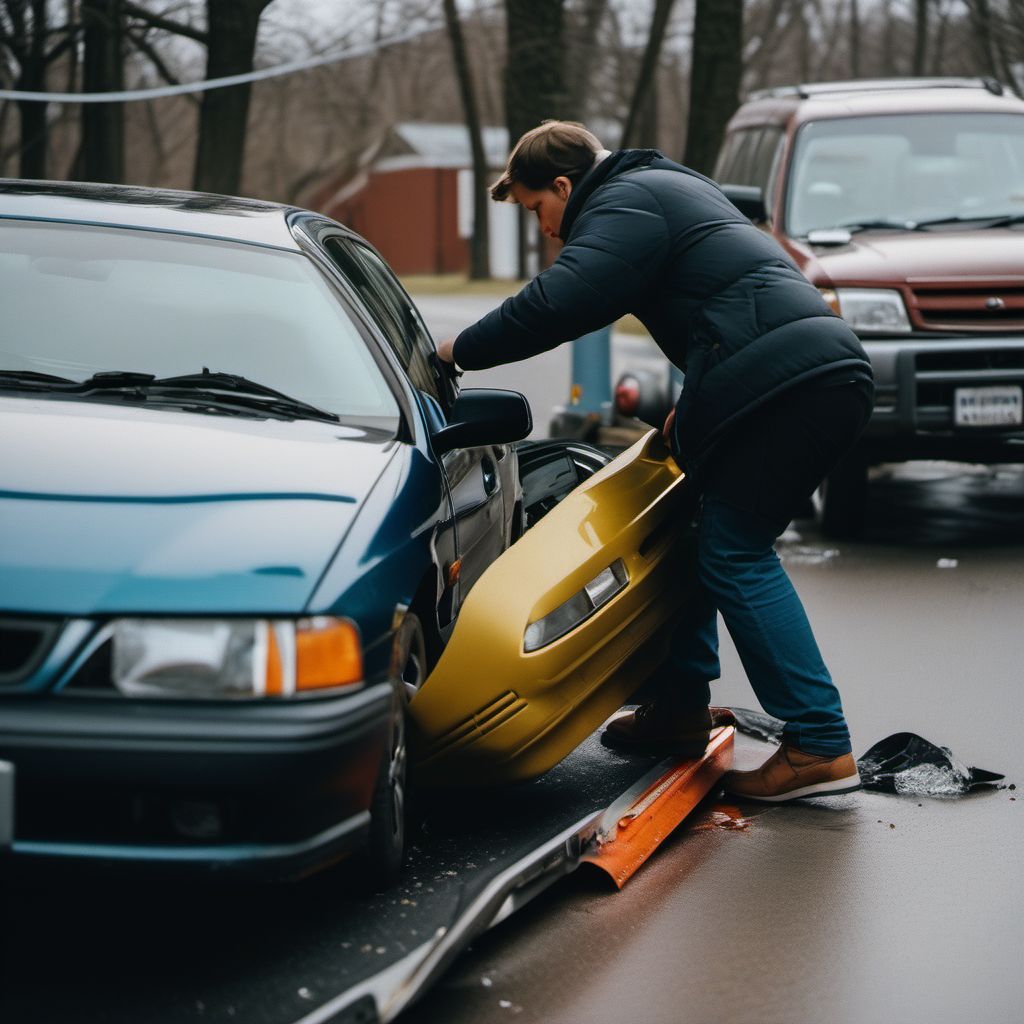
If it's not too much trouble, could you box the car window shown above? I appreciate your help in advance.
[0,221,400,423]
[323,238,443,404]
[786,112,1024,236]
[750,127,784,193]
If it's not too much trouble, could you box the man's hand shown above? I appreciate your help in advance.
[662,407,676,446]
[436,336,457,364]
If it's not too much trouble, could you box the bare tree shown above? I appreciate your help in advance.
[620,0,677,149]
[683,0,742,175]
[913,0,930,75]
[0,0,77,179]
[80,0,124,182]
[443,0,489,278]
[505,0,566,274]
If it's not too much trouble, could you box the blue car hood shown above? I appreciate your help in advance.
[0,397,398,615]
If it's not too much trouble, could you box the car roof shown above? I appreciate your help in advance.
[728,79,1024,130]
[0,179,303,250]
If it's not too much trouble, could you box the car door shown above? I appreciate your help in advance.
[320,236,511,613]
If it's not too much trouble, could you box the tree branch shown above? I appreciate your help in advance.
[123,1,207,44]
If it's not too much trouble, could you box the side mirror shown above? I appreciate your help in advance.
[431,388,533,456]
[721,184,768,224]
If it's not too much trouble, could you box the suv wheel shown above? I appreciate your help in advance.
[820,452,868,540]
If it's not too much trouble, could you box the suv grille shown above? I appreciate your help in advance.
[0,617,63,685]
[911,283,1024,331]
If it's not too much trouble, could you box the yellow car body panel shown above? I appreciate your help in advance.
[409,430,698,787]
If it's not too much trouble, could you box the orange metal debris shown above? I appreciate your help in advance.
[582,725,734,888]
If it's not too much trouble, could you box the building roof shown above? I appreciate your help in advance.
[376,122,510,171]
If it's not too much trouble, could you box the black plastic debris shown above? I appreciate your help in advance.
[729,708,1005,797]
[856,732,1004,796]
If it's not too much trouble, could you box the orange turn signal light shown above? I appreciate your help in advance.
[261,618,363,695]
[296,617,363,691]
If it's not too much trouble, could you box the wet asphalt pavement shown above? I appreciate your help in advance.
[401,461,1024,1024]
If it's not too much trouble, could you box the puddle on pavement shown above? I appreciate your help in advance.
[730,708,1007,797]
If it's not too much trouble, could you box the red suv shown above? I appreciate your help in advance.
[712,77,1024,535]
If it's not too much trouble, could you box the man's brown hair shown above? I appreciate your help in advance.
[491,120,604,202]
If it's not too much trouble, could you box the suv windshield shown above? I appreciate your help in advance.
[786,112,1024,237]
[0,220,399,423]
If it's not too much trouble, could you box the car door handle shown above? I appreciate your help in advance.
[482,457,497,495]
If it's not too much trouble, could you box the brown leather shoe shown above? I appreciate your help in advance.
[601,704,736,756]
[723,742,861,802]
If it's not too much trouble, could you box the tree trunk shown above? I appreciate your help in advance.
[504,0,566,275]
[443,0,490,279]
[912,0,929,76]
[683,0,742,177]
[12,0,48,179]
[565,0,608,120]
[620,0,676,149]
[193,0,273,195]
[849,0,861,78]
[81,0,125,183]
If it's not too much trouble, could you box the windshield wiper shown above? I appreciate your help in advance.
[0,369,78,389]
[910,212,1024,229]
[0,367,340,423]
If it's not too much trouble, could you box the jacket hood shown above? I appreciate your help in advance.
[0,397,398,616]
[558,148,663,241]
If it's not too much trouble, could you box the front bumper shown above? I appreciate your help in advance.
[0,682,394,878]
[862,336,1024,461]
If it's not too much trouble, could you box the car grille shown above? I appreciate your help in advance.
[911,282,1024,331]
[0,617,63,685]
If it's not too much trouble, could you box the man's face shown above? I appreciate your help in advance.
[510,176,572,242]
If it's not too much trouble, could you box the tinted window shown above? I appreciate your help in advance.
[786,112,1024,236]
[0,221,399,421]
[324,238,443,404]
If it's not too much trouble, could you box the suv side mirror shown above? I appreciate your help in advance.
[721,184,768,224]
[431,388,533,455]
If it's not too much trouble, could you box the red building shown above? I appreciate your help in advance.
[313,123,521,278]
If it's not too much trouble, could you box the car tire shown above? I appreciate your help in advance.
[364,613,425,887]
[820,452,868,540]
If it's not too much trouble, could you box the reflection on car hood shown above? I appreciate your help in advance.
[800,228,1024,285]
[0,397,397,615]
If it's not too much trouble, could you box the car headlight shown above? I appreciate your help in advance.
[111,617,362,698]
[822,288,911,334]
[524,560,628,653]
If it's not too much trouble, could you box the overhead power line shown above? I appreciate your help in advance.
[0,18,445,104]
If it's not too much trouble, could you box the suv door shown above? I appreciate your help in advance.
[321,236,514,611]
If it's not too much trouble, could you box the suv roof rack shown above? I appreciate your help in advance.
[748,77,1005,102]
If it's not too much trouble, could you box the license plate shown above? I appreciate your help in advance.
[953,386,1023,427]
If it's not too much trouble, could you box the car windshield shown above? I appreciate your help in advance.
[786,112,1024,237]
[0,220,400,423]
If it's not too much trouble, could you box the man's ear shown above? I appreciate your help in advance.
[552,176,573,201]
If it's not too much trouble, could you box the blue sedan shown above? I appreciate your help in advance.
[0,181,605,881]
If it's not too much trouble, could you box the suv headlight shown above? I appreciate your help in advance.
[822,288,911,334]
[111,617,362,698]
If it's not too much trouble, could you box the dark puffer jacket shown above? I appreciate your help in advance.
[452,148,872,470]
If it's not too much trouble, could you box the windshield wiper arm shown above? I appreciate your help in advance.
[143,370,340,423]
[833,219,922,233]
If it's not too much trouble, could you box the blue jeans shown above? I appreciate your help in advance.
[657,374,874,757]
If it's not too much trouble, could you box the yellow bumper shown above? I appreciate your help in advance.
[409,430,698,787]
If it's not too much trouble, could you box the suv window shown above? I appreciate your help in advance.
[716,126,784,193]
[786,112,1024,236]
[324,237,444,404]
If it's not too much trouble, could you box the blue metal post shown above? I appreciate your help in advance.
[569,325,612,414]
